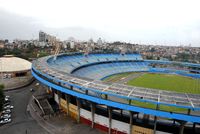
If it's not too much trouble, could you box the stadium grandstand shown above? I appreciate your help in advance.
[32,53,200,134]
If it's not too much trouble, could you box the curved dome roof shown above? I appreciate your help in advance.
[0,55,31,72]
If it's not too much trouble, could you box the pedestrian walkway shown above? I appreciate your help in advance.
[29,87,103,134]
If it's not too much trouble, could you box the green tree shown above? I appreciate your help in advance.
[0,84,5,112]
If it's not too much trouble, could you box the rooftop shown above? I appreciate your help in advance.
[0,55,31,72]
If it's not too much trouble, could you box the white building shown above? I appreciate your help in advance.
[70,41,75,49]
[97,38,103,46]
[39,31,46,42]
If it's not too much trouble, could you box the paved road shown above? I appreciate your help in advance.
[0,81,48,134]
[0,81,103,134]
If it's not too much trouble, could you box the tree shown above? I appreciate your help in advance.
[0,84,5,112]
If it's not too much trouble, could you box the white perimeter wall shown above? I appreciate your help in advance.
[80,108,130,134]
[54,93,169,134]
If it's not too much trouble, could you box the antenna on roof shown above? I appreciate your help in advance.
[84,44,91,57]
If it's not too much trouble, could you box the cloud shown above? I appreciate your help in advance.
[0,0,200,46]
[0,10,107,41]
[0,10,41,40]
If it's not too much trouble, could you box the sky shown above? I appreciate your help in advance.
[0,0,200,46]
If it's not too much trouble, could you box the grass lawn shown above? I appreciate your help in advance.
[104,72,200,112]
[127,73,200,94]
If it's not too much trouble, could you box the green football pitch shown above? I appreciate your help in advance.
[127,73,200,94]
[105,73,200,94]
[104,73,200,111]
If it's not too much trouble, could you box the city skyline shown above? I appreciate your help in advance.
[0,0,200,47]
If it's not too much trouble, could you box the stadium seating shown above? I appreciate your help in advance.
[72,62,149,80]
[46,53,200,80]
[47,53,143,74]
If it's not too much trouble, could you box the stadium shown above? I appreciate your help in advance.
[31,53,200,134]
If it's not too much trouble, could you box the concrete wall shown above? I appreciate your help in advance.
[53,92,170,134]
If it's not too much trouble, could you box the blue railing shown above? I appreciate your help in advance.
[32,69,200,123]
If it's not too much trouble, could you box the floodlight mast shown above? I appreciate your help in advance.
[120,46,126,56]
[53,39,61,61]
[84,45,90,57]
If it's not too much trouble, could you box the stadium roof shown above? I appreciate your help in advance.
[32,54,200,110]
[0,55,31,72]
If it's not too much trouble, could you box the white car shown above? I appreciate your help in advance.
[1,114,11,118]
[0,118,11,124]
[0,120,4,124]
[2,109,11,114]
[4,105,14,109]
[35,83,40,86]
[4,118,11,122]
[4,98,10,102]
[5,95,10,98]
[4,109,11,112]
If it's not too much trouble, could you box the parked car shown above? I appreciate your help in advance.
[4,118,11,122]
[2,109,11,114]
[0,116,4,120]
[4,105,14,109]
[30,88,34,92]
[3,102,10,106]
[0,120,4,124]
[5,95,10,99]
[1,114,11,119]
[4,98,10,103]
[0,118,11,124]
[3,109,11,112]
[35,83,40,86]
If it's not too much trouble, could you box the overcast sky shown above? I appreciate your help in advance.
[0,0,200,46]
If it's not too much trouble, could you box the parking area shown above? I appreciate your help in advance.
[0,81,103,134]
[0,81,48,134]
[0,95,13,125]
